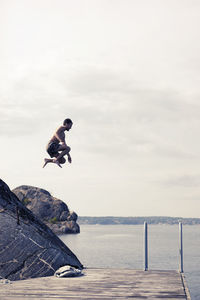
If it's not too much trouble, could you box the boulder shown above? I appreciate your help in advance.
[67,211,78,222]
[60,211,69,221]
[0,179,83,281]
[12,185,80,234]
[64,221,80,234]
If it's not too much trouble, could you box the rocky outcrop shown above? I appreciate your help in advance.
[12,185,80,235]
[0,179,83,281]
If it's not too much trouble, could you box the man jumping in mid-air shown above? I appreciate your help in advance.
[43,118,73,168]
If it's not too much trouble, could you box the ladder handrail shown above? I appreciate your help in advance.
[143,222,183,272]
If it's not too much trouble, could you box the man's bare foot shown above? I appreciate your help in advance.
[43,158,52,168]
[53,159,62,168]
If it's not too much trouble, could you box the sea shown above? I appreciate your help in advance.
[60,224,200,300]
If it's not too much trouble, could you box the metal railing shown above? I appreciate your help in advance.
[144,221,183,272]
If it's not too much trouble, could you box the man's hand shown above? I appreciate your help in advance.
[68,155,72,163]
[53,159,62,168]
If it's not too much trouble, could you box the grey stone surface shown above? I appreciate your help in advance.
[12,185,80,234]
[67,211,78,222]
[0,179,83,281]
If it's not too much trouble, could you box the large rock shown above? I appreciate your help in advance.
[0,179,83,281]
[12,185,80,235]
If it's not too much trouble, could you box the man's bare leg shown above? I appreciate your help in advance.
[54,147,72,164]
[43,147,70,168]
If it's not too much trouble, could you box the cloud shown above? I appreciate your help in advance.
[1,62,200,164]
[163,174,200,188]
[57,64,199,158]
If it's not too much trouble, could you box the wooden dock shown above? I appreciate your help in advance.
[0,268,191,299]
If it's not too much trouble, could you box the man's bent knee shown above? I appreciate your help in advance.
[58,145,71,152]
[65,146,71,152]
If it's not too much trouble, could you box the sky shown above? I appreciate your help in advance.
[1,0,200,217]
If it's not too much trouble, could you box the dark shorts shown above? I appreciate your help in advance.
[46,141,60,158]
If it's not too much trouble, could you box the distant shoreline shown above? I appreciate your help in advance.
[78,216,200,225]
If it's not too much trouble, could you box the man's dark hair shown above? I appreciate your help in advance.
[63,118,73,125]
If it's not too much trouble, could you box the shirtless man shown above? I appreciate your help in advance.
[43,118,73,168]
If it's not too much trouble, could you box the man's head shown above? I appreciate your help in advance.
[63,118,73,131]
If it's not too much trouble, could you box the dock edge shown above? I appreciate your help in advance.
[180,273,192,300]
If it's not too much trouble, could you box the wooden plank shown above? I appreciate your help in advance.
[0,269,189,299]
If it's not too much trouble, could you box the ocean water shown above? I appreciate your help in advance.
[60,224,200,299]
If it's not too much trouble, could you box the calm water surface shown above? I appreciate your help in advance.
[60,224,200,299]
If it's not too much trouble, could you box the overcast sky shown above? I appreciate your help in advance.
[1,0,200,217]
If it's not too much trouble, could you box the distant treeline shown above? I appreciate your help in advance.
[78,216,200,225]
